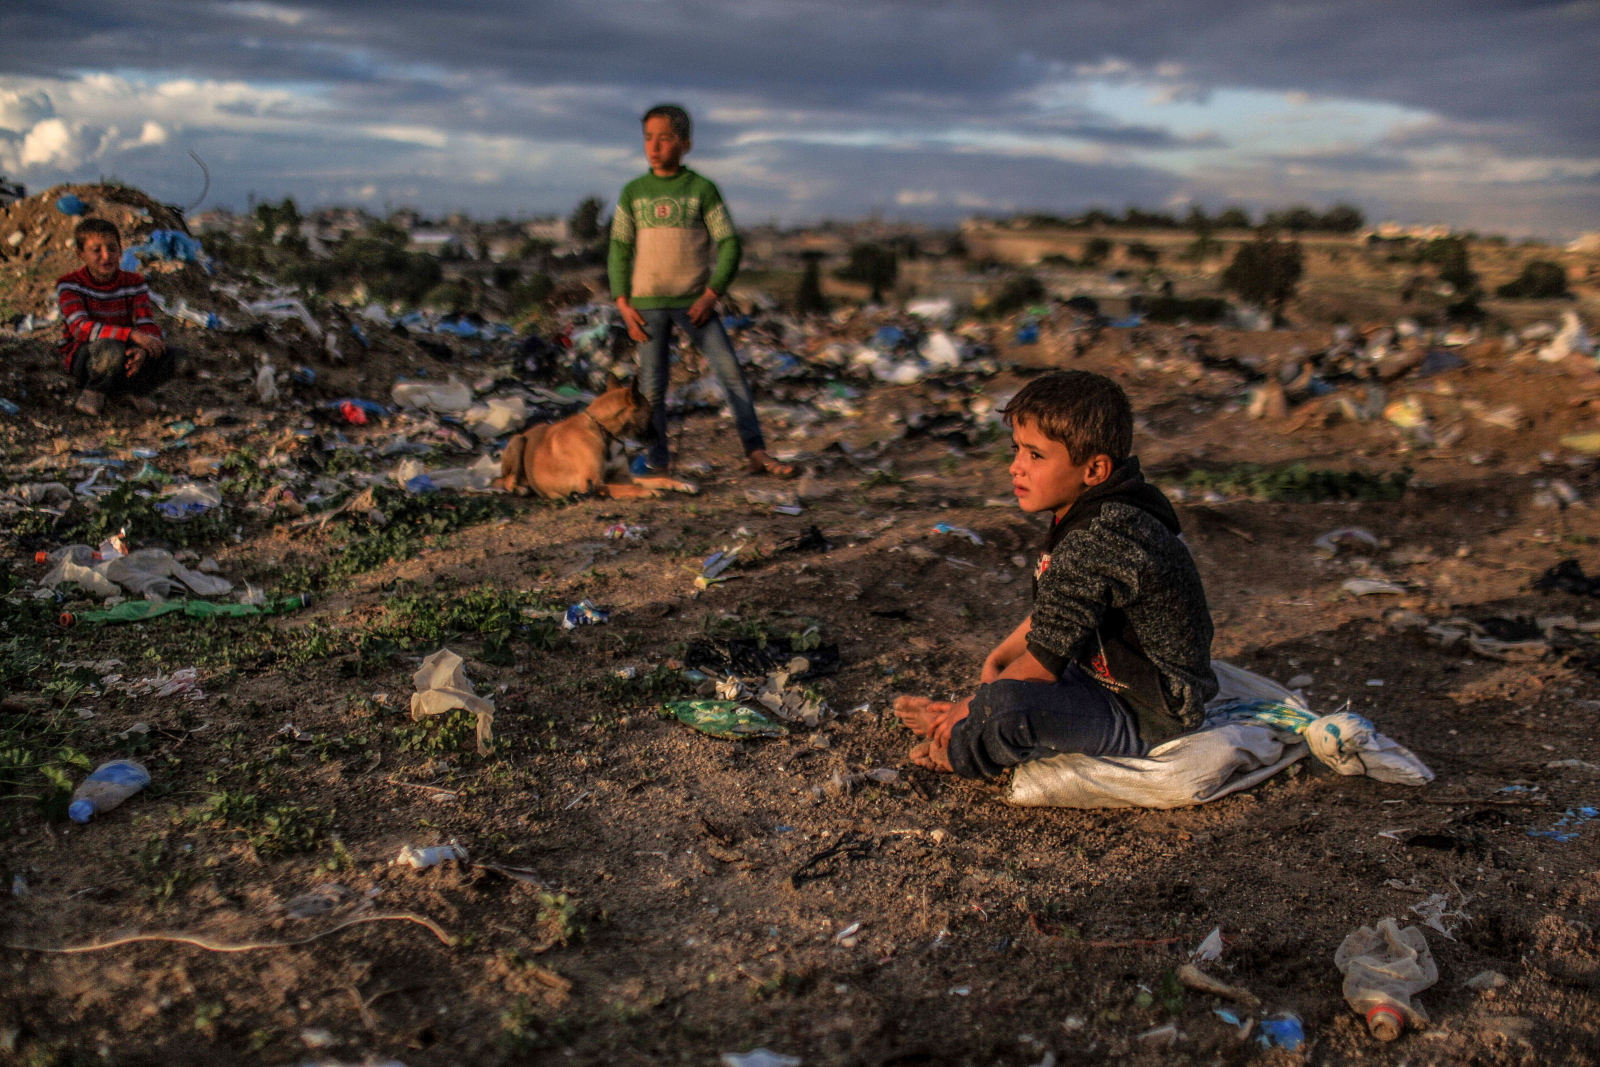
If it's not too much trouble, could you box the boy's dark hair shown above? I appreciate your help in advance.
[641,104,692,142]
[1002,370,1133,463]
[73,218,121,250]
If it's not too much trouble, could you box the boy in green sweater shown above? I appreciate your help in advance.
[610,104,794,478]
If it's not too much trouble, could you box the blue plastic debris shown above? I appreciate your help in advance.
[404,473,437,494]
[1014,319,1039,345]
[873,325,905,350]
[1213,1008,1242,1026]
[562,599,609,629]
[351,322,370,349]
[933,522,984,545]
[55,194,86,216]
[1528,806,1599,843]
[1256,1014,1304,1051]
[291,366,316,385]
[0,398,19,416]
[121,229,208,273]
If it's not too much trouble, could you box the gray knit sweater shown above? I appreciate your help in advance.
[1024,457,1218,744]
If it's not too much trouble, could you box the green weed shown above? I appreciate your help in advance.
[397,708,480,756]
[188,791,330,856]
[1178,462,1409,503]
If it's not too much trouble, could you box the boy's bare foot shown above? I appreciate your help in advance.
[894,695,950,738]
[74,390,104,416]
[126,396,159,415]
[910,738,954,773]
[747,449,798,478]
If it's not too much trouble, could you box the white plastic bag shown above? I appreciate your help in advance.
[464,395,528,438]
[410,648,495,754]
[391,375,472,413]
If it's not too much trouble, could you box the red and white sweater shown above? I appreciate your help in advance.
[55,267,162,370]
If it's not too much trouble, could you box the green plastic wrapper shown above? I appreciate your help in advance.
[75,595,310,624]
[662,699,788,740]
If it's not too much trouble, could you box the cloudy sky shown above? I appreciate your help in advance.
[1,1,1597,234]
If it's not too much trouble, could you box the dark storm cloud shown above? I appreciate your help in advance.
[0,0,1594,229]
[4,0,1593,152]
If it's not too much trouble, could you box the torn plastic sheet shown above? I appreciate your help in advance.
[410,648,495,755]
[663,700,789,740]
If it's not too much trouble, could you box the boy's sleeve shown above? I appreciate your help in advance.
[57,280,130,345]
[1025,526,1142,677]
[702,183,741,294]
[607,188,635,299]
[130,279,162,339]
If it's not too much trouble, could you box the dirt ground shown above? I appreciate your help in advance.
[4,262,1600,1066]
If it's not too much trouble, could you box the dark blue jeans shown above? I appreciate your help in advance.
[947,663,1147,779]
[636,308,765,468]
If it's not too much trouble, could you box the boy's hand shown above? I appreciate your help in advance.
[615,298,650,343]
[687,288,719,327]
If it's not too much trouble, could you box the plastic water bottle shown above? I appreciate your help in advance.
[68,760,150,824]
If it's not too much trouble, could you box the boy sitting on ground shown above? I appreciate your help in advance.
[56,218,175,417]
[895,370,1218,776]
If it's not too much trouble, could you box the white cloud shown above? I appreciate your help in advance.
[222,2,307,26]
[0,89,54,133]
[895,189,938,205]
[137,121,168,146]
[20,118,105,168]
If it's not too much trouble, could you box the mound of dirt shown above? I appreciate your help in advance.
[0,183,193,320]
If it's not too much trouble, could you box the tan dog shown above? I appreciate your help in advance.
[493,381,697,499]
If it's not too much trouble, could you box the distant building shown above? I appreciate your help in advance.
[0,176,25,207]
[408,231,465,256]
[1367,221,1455,241]
[523,217,569,243]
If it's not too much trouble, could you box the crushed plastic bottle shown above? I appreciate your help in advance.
[68,760,151,823]
[1334,918,1437,1041]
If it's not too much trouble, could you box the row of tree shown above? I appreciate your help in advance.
[1010,203,1366,234]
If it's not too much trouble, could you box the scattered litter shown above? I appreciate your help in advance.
[105,667,205,702]
[1528,805,1599,843]
[720,1051,800,1067]
[1191,927,1224,962]
[933,522,984,544]
[67,760,150,824]
[1135,1024,1179,1046]
[395,841,469,869]
[1335,918,1437,1040]
[1546,759,1600,772]
[1255,1015,1304,1052]
[391,375,472,413]
[1465,970,1508,992]
[408,649,494,755]
[1176,963,1260,1007]
[282,884,348,919]
[1409,886,1472,938]
[605,523,647,541]
[1342,577,1407,596]
[1313,527,1378,559]
[278,723,312,743]
[153,482,223,520]
[833,921,862,945]
[562,600,609,629]
[662,700,789,740]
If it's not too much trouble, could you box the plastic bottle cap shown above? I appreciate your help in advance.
[68,799,94,824]
[35,551,47,564]
[1366,1004,1405,1041]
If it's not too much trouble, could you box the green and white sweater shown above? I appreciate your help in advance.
[608,168,741,310]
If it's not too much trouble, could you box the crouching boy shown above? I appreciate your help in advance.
[56,218,176,416]
[895,370,1218,776]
